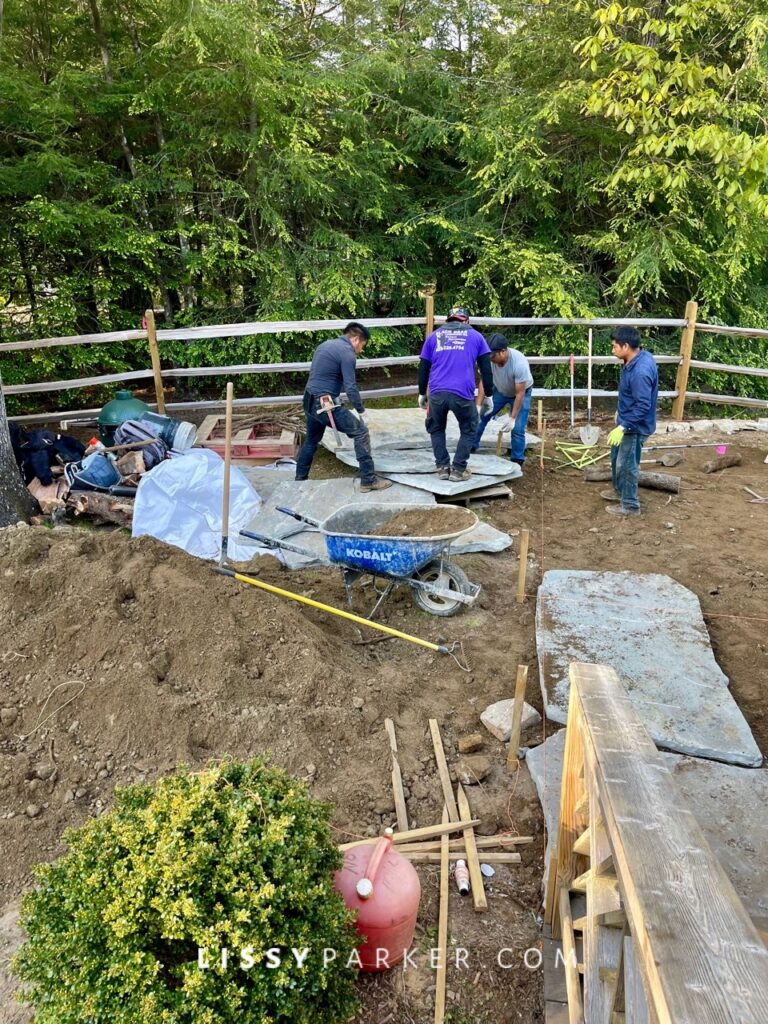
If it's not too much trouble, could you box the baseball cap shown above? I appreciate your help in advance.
[487,332,509,352]
[446,306,470,321]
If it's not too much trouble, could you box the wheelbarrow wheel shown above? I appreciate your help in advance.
[411,560,471,617]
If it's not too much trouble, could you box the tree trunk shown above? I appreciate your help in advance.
[583,466,681,493]
[0,375,35,527]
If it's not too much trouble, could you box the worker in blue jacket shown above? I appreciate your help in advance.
[603,327,659,517]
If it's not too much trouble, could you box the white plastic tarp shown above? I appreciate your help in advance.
[132,448,261,561]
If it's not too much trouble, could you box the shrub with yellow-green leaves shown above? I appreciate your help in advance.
[14,759,360,1024]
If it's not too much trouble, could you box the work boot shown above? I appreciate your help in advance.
[605,504,641,517]
[437,465,451,480]
[600,490,620,501]
[449,468,471,483]
[360,477,393,492]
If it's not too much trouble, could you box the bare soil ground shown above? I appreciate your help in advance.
[1,423,767,1024]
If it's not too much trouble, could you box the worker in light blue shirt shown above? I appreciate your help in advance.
[603,327,659,517]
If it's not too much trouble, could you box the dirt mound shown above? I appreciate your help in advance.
[0,525,404,896]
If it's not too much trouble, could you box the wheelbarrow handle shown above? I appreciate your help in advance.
[239,529,317,558]
[276,506,321,528]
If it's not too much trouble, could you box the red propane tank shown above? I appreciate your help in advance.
[334,832,421,972]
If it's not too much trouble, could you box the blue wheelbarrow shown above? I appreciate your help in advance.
[241,503,481,618]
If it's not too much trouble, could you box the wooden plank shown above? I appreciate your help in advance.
[571,662,768,1024]
[155,316,426,341]
[394,834,533,853]
[546,678,588,936]
[671,299,698,421]
[339,818,480,851]
[456,784,487,912]
[688,359,768,377]
[623,935,651,1024]
[434,805,449,1024]
[383,719,409,833]
[683,391,768,410]
[401,851,521,864]
[516,530,530,604]
[429,720,460,823]
[145,308,166,414]
[584,774,625,1024]
[573,828,591,857]
[507,664,529,770]
[559,887,585,1024]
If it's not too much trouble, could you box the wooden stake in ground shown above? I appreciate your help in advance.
[506,664,529,771]
[456,785,487,912]
[339,818,480,851]
[145,308,166,415]
[516,529,530,604]
[537,399,543,433]
[384,719,409,832]
[434,805,449,1024]
[539,417,546,469]
[219,381,234,566]
[429,719,460,822]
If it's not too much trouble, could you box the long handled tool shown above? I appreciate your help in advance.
[219,381,234,567]
[319,394,343,448]
[644,442,722,452]
[215,566,462,658]
[569,353,575,428]
[579,329,600,446]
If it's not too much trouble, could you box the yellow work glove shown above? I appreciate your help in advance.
[607,425,625,447]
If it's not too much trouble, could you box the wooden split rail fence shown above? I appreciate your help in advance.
[2,299,768,423]
[544,662,768,1024]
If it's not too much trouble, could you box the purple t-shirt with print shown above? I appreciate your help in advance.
[420,323,491,400]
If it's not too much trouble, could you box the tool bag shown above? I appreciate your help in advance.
[113,420,168,469]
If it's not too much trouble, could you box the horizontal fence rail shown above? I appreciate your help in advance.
[2,305,767,421]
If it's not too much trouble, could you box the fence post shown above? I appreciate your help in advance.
[145,308,166,414]
[419,283,436,339]
[671,300,698,421]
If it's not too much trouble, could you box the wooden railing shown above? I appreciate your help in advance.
[544,663,768,1024]
[2,300,767,423]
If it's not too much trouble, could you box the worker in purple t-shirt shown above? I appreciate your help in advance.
[418,307,494,482]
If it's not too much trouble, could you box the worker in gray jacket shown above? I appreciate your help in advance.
[295,322,392,491]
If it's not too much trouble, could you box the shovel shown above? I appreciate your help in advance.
[579,328,600,447]
[641,451,683,468]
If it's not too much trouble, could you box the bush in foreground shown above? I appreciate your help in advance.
[15,759,359,1024]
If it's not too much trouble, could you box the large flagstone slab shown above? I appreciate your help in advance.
[320,406,539,453]
[334,447,521,476]
[535,570,762,767]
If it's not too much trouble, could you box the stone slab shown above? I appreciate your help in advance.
[333,447,522,477]
[481,698,541,741]
[536,570,762,767]
[320,406,540,453]
[526,730,768,933]
[238,472,513,567]
[383,467,521,497]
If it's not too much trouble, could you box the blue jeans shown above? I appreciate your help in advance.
[425,392,478,472]
[473,387,532,463]
[610,432,648,511]
[295,392,376,484]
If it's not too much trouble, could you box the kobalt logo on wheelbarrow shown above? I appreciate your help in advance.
[346,548,394,562]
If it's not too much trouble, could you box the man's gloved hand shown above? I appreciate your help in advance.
[480,397,494,417]
[493,414,515,434]
[418,394,428,410]
[608,425,625,447]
